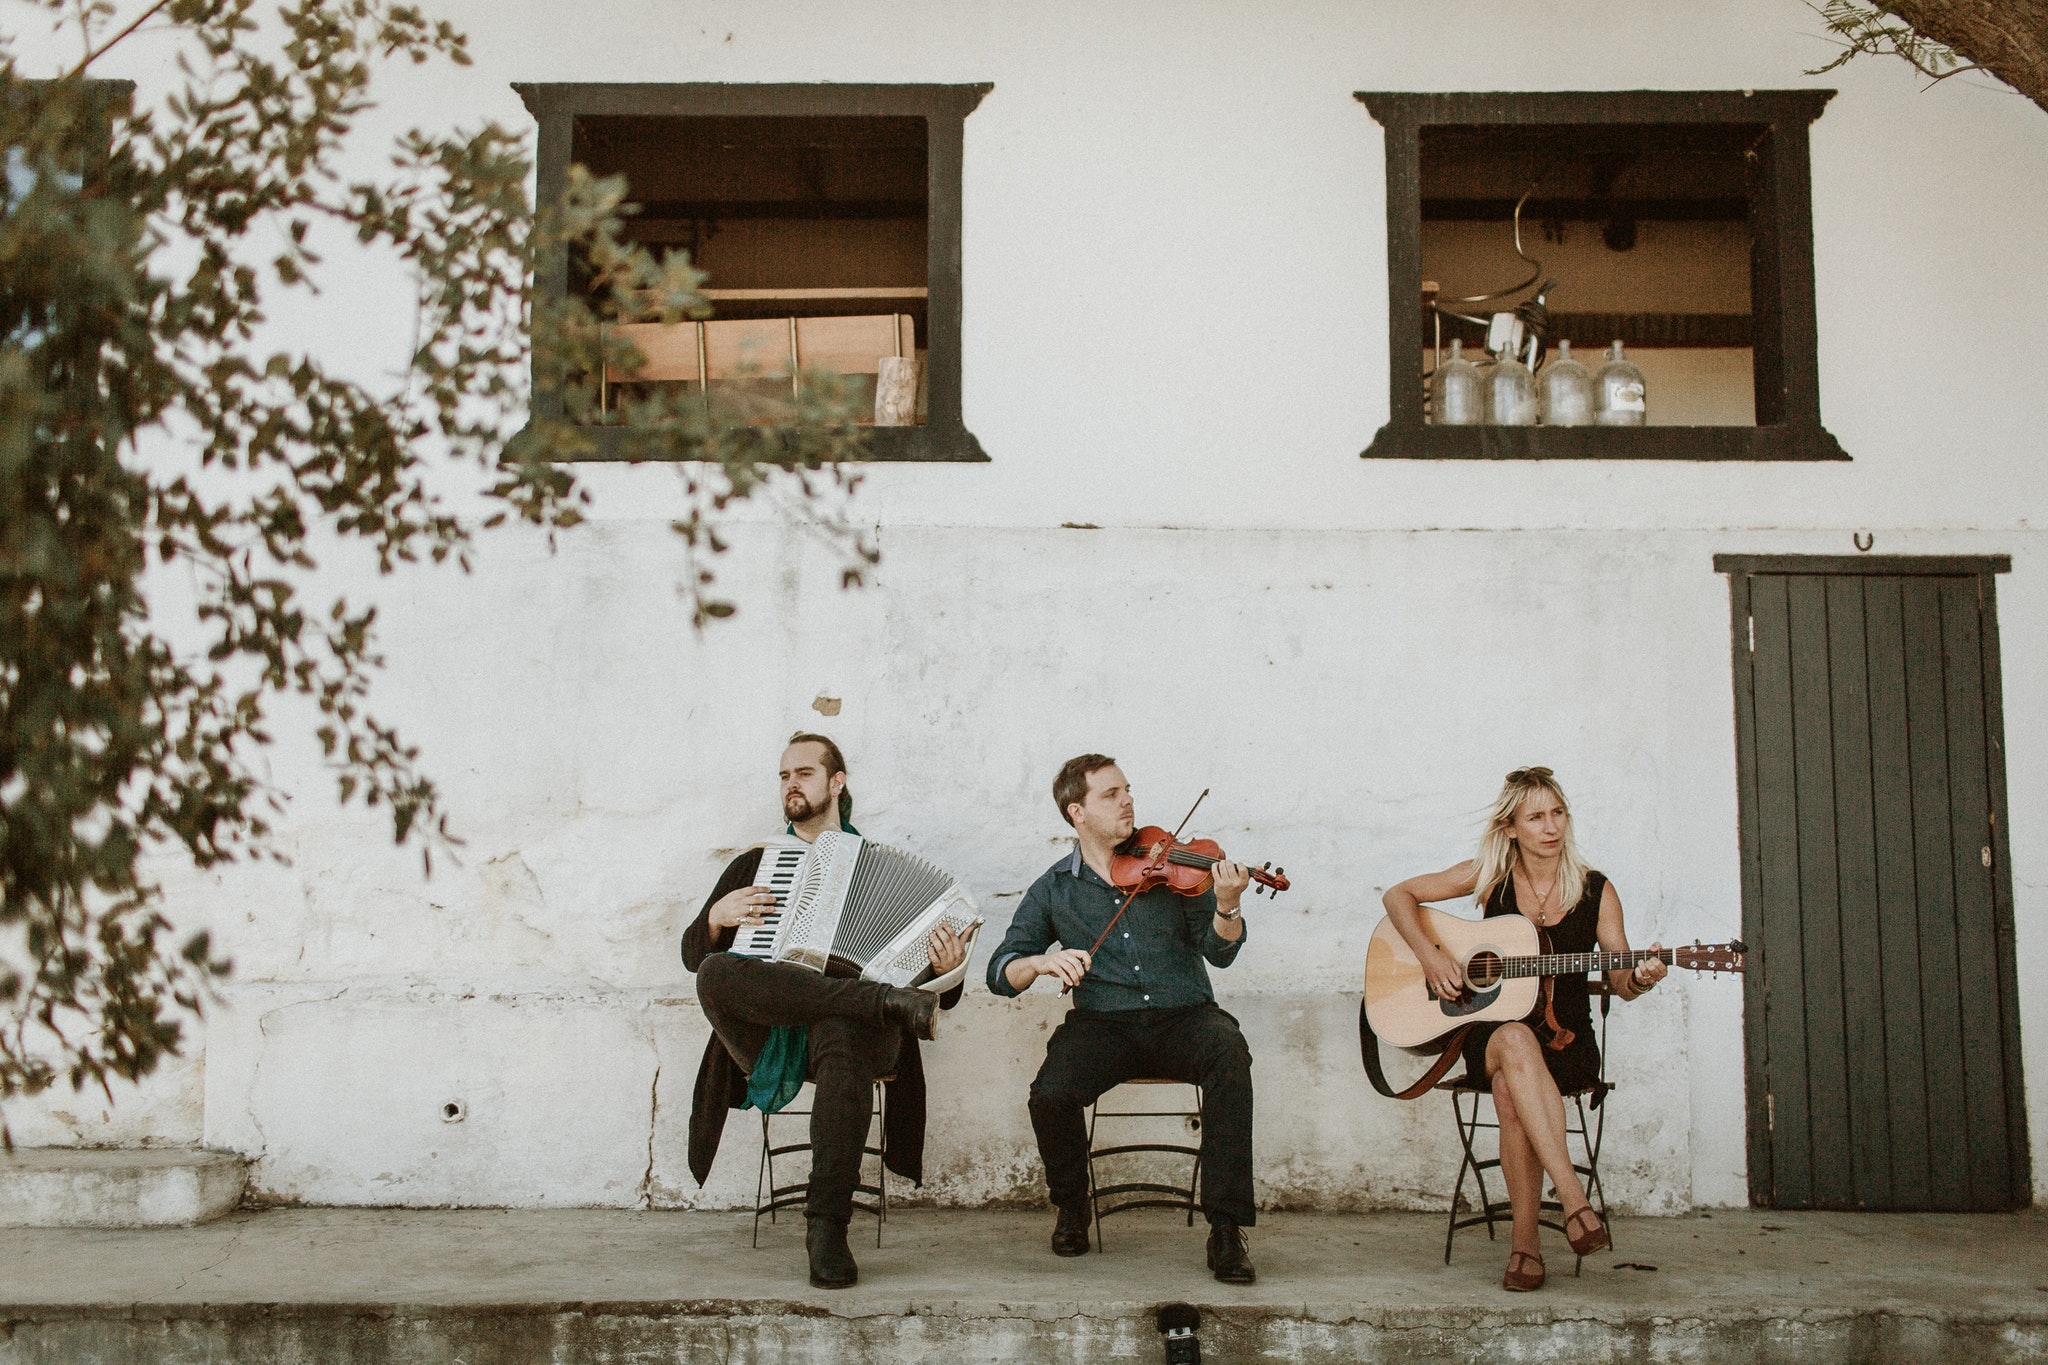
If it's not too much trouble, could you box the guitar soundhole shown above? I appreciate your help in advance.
[1465,950,1504,989]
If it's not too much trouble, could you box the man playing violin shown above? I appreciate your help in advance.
[986,754,1259,1283]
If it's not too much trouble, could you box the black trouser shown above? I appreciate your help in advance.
[1026,1003,1256,1228]
[696,953,902,1223]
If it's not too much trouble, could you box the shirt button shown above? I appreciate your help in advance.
[1143,994,1151,1001]
[1123,932,1130,938]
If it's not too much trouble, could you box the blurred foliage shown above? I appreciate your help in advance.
[0,0,878,1134]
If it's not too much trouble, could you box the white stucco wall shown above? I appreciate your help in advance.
[9,0,2045,1212]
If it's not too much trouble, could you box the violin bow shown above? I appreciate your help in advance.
[1169,788,1208,840]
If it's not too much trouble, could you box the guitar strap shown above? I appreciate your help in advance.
[1534,925,1576,1053]
[1358,1000,1474,1101]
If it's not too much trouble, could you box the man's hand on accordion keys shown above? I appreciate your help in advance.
[927,923,968,976]
[710,885,777,931]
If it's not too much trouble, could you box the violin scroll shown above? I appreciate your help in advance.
[1253,860,1289,896]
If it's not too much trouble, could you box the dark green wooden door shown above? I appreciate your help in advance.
[1719,555,2029,1211]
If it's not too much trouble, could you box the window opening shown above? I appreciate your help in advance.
[1421,123,1757,428]
[575,114,929,428]
[1358,90,1843,462]
[516,83,989,463]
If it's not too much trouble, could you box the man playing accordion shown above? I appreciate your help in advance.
[681,733,967,1289]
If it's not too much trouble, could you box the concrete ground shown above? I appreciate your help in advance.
[3,1206,2045,1362]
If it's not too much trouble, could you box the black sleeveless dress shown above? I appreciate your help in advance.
[1457,870,1606,1095]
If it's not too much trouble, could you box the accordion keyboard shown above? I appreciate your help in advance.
[729,842,810,959]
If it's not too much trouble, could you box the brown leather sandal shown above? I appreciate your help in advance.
[1503,1250,1546,1291]
[1564,1206,1611,1256]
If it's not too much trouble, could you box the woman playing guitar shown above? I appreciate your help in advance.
[1381,766,1666,1292]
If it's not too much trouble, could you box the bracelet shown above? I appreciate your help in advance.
[1215,906,1242,922]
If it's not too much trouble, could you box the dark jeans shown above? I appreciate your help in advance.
[1026,1002,1256,1228]
[696,953,902,1222]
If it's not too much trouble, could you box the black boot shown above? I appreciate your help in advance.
[878,986,937,1040]
[1206,1221,1256,1284]
[1050,1201,1092,1257]
[806,1216,858,1289]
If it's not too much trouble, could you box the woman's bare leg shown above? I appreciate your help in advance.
[1490,1080,1545,1256]
[1486,1024,1590,1230]
[1482,1080,1540,1260]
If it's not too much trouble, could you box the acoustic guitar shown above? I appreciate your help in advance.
[1363,907,1745,1049]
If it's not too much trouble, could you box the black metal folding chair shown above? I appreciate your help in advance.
[1440,982,1613,1275]
[1085,1079,1203,1251]
[753,1077,891,1249]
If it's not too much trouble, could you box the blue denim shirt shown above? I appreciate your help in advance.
[987,844,1244,1011]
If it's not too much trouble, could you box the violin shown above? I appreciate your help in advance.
[1109,827,1291,898]
[1057,790,1290,996]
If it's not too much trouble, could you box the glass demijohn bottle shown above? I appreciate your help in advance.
[1538,339,1594,426]
[1485,347,1537,426]
[1431,338,1483,425]
[1593,340,1647,426]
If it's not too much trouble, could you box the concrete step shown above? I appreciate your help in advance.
[0,1147,247,1228]
[2,1207,2044,1362]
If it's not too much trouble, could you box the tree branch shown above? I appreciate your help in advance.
[62,0,174,81]
[1876,1,2048,113]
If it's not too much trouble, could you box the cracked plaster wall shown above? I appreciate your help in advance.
[149,521,2040,1214]
[9,0,2045,1211]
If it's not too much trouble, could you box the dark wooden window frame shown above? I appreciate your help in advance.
[514,82,991,463]
[1359,90,1845,462]
[1716,552,2027,1209]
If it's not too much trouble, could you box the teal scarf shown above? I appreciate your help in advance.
[743,815,859,1115]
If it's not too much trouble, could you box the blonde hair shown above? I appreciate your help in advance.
[1472,766,1591,914]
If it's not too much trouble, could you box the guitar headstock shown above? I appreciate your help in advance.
[1673,939,1746,975]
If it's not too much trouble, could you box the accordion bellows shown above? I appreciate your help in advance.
[739,831,981,990]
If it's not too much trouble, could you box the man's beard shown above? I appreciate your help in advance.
[784,790,830,824]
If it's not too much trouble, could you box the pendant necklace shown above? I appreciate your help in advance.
[1520,864,1560,925]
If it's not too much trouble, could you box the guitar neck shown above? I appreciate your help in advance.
[1504,947,1668,979]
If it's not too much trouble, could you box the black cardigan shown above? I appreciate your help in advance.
[681,845,964,1187]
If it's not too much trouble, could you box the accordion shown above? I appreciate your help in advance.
[731,831,981,991]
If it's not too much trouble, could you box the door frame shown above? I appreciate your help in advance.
[1715,553,2027,1208]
